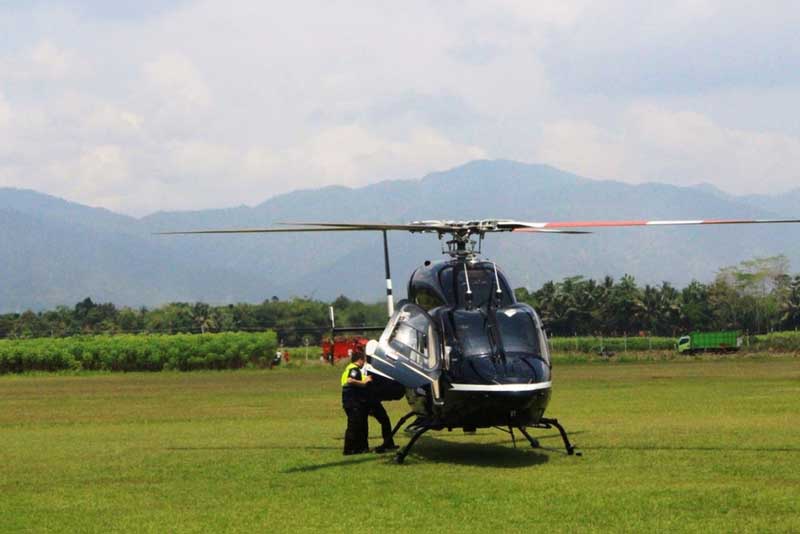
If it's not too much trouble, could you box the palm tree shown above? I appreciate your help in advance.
[780,276,800,329]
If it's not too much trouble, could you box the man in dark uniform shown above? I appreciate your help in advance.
[341,351,371,455]
[367,373,401,453]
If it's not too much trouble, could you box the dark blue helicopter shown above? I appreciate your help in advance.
[162,216,800,463]
[363,225,568,463]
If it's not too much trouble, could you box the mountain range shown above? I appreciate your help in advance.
[2,159,799,312]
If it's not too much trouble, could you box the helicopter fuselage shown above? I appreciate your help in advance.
[369,258,553,430]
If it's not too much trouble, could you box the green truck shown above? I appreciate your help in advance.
[676,331,742,354]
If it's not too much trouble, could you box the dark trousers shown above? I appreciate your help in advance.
[343,401,369,454]
[368,401,394,446]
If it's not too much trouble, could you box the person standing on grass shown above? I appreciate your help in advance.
[341,351,371,455]
[367,373,400,453]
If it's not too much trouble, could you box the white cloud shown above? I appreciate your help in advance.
[0,92,10,128]
[84,106,144,136]
[297,125,486,187]
[138,125,486,211]
[143,52,210,111]
[0,40,88,82]
[536,104,800,194]
[29,41,72,79]
[167,140,237,179]
[76,145,130,189]
[1,0,799,214]
[536,119,629,180]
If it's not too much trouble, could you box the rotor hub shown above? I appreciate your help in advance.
[409,220,507,260]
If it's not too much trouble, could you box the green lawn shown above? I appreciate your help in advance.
[2,357,799,533]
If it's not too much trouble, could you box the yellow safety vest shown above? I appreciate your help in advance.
[341,362,367,387]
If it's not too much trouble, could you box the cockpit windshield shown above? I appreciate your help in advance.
[439,264,513,308]
[451,310,492,357]
[496,308,541,356]
[448,306,550,365]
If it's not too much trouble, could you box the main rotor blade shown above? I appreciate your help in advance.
[157,216,800,237]
[155,227,383,235]
[519,229,592,234]
[277,221,453,232]
[507,217,800,231]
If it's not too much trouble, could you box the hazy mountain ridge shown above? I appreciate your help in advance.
[738,188,800,218]
[2,160,799,311]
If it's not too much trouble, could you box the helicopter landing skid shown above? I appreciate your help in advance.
[393,424,431,464]
[389,411,419,438]
[523,418,582,456]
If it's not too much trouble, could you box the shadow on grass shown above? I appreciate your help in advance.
[168,427,584,472]
[405,435,551,468]
[166,445,340,451]
[282,454,387,473]
[584,445,800,453]
[284,435,554,472]
[332,429,588,442]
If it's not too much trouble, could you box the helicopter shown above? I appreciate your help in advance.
[162,216,800,463]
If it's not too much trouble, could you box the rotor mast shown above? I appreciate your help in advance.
[441,230,483,261]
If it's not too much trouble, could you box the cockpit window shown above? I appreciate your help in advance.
[451,310,492,357]
[496,309,540,356]
[414,287,445,310]
[439,265,513,308]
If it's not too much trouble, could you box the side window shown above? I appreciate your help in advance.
[414,287,444,310]
[387,305,439,370]
[389,324,427,366]
[370,302,443,393]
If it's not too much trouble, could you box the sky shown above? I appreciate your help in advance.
[1,0,799,216]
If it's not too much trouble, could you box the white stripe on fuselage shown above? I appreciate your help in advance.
[449,381,552,392]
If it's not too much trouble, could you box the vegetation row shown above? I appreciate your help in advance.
[2,329,799,375]
[0,331,278,374]
[549,331,800,353]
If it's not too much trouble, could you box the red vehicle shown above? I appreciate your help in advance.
[321,336,368,364]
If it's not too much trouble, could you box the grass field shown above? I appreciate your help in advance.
[2,357,799,533]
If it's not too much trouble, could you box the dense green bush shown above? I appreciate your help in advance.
[0,331,278,374]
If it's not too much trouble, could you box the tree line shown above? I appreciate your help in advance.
[0,295,386,346]
[2,256,799,342]
[515,256,800,336]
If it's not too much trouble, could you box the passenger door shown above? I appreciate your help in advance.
[366,302,442,398]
